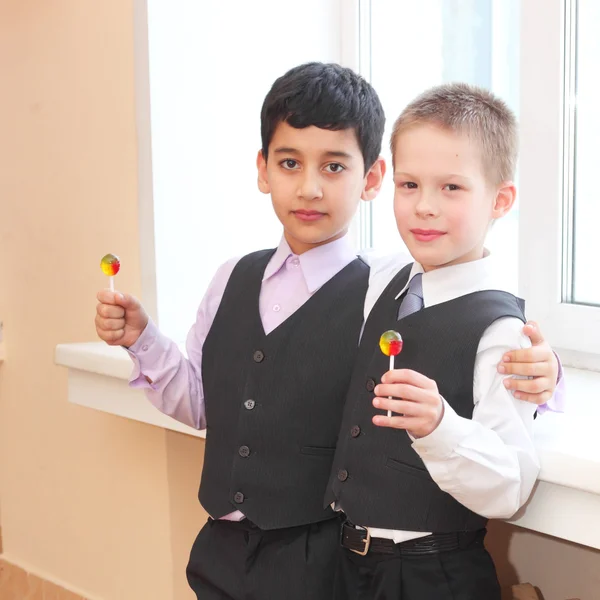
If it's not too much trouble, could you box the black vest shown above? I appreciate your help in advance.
[326,264,526,532]
[199,249,369,530]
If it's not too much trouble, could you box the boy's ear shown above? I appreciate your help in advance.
[361,156,386,202]
[257,150,270,194]
[491,181,517,219]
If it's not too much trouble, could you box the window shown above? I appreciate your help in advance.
[519,0,600,358]
[138,0,344,342]
[567,0,600,307]
[359,0,520,290]
[138,0,600,359]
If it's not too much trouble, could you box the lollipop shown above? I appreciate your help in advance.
[379,330,403,417]
[100,253,121,292]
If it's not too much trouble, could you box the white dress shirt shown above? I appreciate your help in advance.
[357,252,541,543]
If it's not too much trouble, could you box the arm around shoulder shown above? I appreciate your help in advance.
[411,317,540,519]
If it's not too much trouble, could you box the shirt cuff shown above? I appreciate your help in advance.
[410,397,473,459]
[125,320,172,388]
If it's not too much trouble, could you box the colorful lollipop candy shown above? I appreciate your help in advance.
[379,330,403,417]
[100,253,120,292]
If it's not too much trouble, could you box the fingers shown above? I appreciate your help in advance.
[374,383,432,404]
[96,302,125,319]
[95,315,125,331]
[95,319,125,343]
[372,397,444,436]
[373,397,422,416]
[118,292,141,310]
[372,414,416,429]
[380,369,436,389]
[511,390,553,405]
[97,289,121,305]
[95,311,125,340]
[96,290,141,311]
[503,376,550,395]
[95,301,125,339]
[522,321,545,346]
[498,361,550,377]
[501,345,550,364]
[97,328,126,344]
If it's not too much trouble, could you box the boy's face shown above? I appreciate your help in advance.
[257,122,384,255]
[392,124,515,271]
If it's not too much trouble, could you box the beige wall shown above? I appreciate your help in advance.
[488,521,600,600]
[0,1,598,599]
[165,433,206,600]
[1,1,179,598]
[0,1,208,597]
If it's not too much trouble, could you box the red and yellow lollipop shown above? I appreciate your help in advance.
[379,330,403,417]
[379,330,403,358]
[100,253,120,292]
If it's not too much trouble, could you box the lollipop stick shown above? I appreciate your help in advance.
[387,355,394,418]
[109,276,114,293]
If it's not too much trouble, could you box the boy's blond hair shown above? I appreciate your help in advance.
[390,83,518,184]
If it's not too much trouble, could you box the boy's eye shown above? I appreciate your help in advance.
[281,159,299,170]
[444,184,460,191]
[324,163,345,174]
[400,181,418,189]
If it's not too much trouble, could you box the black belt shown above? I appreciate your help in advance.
[340,520,485,556]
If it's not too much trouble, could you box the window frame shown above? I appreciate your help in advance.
[340,0,374,251]
[136,0,600,361]
[352,0,600,362]
[518,0,600,359]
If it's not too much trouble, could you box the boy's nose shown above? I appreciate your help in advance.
[415,192,438,217]
[297,172,324,201]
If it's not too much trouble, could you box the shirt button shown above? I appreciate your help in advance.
[142,345,149,352]
[350,426,361,438]
[272,304,281,312]
[253,350,265,363]
[291,258,300,267]
[365,378,376,392]
[238,445,250,458]
[244,399,256,410]
[234,492,245,504]
[337,469,349,482]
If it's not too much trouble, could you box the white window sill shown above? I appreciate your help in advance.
[55,342,205,439]
[55,342,600,549]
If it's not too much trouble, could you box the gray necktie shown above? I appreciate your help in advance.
[397,273,424,320]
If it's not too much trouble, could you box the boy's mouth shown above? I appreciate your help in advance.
[293,210,326,222]
[410,228,446,242]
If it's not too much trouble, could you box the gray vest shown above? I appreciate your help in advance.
[200,249,369,530]
[326,264,526,532]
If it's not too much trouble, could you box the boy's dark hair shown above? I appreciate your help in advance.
[261,62,385,172]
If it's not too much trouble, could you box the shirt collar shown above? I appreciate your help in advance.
[394,249,510,308]
[262,238,294,281]
[263,235,358,293]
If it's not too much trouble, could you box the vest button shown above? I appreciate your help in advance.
[238,445,250,458]
[253,350,265,363]
[244,399,256,410]
[337,469,349,482]
[365,378,376,392]
[234,491,245,504]
[350,425,361,438]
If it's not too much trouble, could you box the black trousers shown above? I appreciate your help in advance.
[334,530,501,600]
[186,516,341,600]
